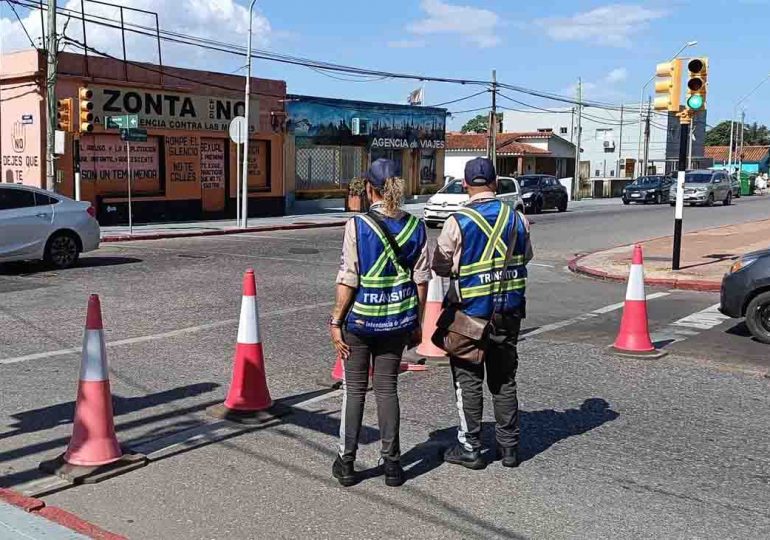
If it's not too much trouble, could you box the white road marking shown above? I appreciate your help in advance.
[529,263,555,268]
[293,389,344,408]
[0,302,334,365]
[651,303,730,346]
[523,293,670,338]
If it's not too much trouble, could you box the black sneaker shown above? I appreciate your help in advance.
[443,444,485,470]
[498,446,519,468]
[383,459,405,487]
[332,456,356,487]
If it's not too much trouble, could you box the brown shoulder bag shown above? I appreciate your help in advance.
[430,208,518,364]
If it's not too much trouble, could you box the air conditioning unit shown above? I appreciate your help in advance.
[351,117,370,136]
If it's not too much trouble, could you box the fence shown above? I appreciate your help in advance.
[296,146,364,190]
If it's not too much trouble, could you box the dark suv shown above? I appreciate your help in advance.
[517,174,568,214]
[720,248,770,344]
[622,175,671,205]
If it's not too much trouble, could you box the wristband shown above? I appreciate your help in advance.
[329,316,343,328]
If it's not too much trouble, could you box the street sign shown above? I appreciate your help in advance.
[120,127,147,142]
[228,116,247,144]
[107,114,139,129]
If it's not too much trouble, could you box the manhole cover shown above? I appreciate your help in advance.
[289,247,320,255]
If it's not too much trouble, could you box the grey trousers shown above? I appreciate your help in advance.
[449,315,521,451]
[338,330,406,463]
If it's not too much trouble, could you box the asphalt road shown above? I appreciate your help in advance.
[0,197,768,539]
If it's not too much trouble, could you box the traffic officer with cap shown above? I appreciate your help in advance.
[432,157,532,469]
[329,158,430,487]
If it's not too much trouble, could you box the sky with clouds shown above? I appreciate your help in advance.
[1,0,768,131]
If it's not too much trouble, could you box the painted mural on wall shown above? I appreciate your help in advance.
[287,97,446,149]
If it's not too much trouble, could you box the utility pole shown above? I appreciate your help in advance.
[617,103,624,177]
[570,107,575,143]
[641,98,651,176]
[738,109,746,178]
[573,77,582,200]
[45,0,58,192]
[487,70,497,166]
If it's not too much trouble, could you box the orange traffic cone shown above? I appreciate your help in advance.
[414,273,449,365]
[39,295,147,482]
[208,269,289,424]
[611,245,666,358]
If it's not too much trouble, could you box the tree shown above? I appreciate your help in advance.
[743,122,770,145]
[461,113,503,134]
[704,121,732,146]
[705,120,770,146]
[461,114,488,133]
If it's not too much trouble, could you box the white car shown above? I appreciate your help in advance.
[423,176,524,228]
[0,184,100,269]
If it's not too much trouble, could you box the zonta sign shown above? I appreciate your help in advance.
[90,86,260,133]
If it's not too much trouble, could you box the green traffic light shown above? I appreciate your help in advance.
[687,94,704,110]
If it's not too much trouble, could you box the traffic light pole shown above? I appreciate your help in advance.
[672,115,690,271]
[73,137,81,201]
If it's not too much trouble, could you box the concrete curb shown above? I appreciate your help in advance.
[0,487,125,539]
[566,219,770,293]
[101,220,348,243]
[568,252,721,292]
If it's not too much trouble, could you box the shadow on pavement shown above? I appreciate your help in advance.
[0,383,219,442]
[0,256,142,276]
[397,398,619,482]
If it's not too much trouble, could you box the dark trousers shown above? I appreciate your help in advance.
[449,315,520,451]
[339,330,406,463]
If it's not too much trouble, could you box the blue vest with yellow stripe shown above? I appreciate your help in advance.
[346,212,426,336]
[454,199,527,319]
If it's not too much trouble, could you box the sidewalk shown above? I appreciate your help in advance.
[100,202,428,242]
[99,197,624,243]
[569,219,770,291]
[0,488,123,539]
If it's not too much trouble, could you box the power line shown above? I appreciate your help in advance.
[429,90,488,108]
[10,0,640,113]
[4,0,37,48]
[62,37,286,99]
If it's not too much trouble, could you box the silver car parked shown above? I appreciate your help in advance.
[669,169,733,207]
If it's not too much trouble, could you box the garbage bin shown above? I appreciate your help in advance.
[740,172,753,196]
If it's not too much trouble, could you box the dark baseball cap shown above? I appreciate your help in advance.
[464,157,496,186]
[366,158,399,188]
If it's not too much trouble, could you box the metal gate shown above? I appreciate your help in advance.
[296,146,364,190]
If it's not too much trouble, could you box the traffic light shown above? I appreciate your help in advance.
[653,59,682,112]
[685,57,708,111]
[56,98,74,132]
[78,87,94,133]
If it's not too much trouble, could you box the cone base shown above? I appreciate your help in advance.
[207,401,291,426]
[39,451,147,485]
[609,345,669,359]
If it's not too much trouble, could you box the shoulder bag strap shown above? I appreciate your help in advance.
[366,210,412,277]
[491,207,519,316]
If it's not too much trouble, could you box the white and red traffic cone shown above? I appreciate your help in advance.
[414,273,449,365]
[612,245,665,358]
[40,295,147,482]
[64,295,122,466]
[209,269,288,424]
